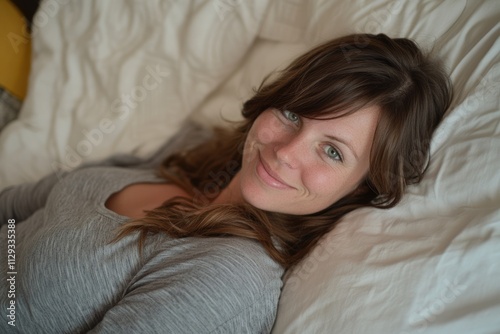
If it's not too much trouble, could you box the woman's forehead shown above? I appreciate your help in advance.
[295,102,380,120]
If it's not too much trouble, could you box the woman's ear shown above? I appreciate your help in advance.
[351,178,375,197]
[355,176,370,192]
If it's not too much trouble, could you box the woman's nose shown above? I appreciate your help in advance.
[273,135,307,169]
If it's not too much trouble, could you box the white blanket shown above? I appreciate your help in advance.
[1,0,499,333]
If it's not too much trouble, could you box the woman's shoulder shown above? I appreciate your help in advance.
[130,236,284,332]
[203,237,284,279]
[92,236,283,333]
[151,236,284,280]
[144,236,284,296]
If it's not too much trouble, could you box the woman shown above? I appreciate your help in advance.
[1,34,452,333]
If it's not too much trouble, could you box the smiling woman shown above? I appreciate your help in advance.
[114,33,453,268]
[0,32,453,333]
[227,105,381,215]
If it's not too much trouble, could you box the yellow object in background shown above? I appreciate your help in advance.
[0,0,31,100]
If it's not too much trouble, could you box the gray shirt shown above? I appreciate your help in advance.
[0,165,284,333]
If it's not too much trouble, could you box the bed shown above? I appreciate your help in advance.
[1,0,499,332]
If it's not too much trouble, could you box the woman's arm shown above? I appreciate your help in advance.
[0,171,66,224]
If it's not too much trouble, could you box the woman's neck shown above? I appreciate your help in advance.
[211,172,244,205]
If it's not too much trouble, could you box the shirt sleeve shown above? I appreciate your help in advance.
[87,239,283,334]
[0,146,148,225]
[0,171,66,224]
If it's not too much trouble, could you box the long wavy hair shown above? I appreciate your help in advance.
[112,34,453,269]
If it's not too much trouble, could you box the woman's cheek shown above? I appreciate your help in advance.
[306,168,339,196]
[256,124,275,145]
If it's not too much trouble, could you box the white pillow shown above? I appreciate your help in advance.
[257,1,500,333]
[0,0,271,189]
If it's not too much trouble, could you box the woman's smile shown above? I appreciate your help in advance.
[256,152,294,190]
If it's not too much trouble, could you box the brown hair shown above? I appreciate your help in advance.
[112,34,453,269]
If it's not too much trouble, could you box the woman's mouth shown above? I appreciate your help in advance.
[256,152,294,190]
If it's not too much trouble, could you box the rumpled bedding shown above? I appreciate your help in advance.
[1,1,499,333]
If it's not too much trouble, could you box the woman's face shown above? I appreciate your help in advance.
[238,107,380,215]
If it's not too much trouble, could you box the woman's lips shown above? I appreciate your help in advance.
[256,152,294,190]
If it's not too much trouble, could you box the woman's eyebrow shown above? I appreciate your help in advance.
[325,135,358,161]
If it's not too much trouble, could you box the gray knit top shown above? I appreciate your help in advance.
[0,165,284,333]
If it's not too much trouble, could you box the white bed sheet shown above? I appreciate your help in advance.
[1,0,499,333]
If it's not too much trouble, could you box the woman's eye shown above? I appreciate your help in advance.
[324,145,342,162]
[282,110,300,124]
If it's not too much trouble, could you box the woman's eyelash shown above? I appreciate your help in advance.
[277,109,343,162]
[323,144,343,162]
[281,110,300,124]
